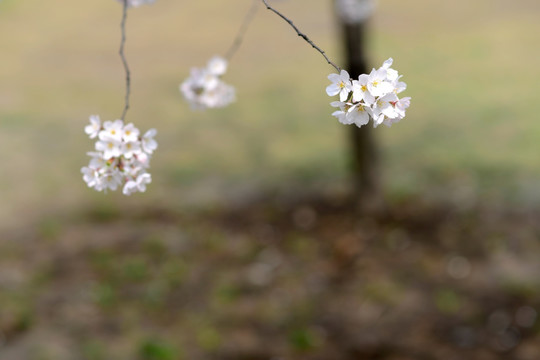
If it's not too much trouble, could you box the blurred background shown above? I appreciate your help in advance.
[1,0,539,359]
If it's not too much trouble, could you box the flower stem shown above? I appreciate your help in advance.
[225,0,260,61]
[119,0,131,121]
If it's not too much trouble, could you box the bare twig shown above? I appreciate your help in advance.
[261,0,341,72]
[119,0,131,121]
[225,0,260,61]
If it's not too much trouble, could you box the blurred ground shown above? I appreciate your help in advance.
[1,0,540,359]
[1,195,540,359]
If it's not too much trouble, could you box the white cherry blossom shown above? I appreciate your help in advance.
[367,68,394,97]
[142,129,158,154]
[181,56,235,110]
[207,56,228,76]
[100,120,124,142]
[384,96,411,126]
[101,170,123,192]
[95,136,122,160]
[326,69,353,102]
[348,102,372,127]
[82,116,157,195]
[382,58,399,82]
[330,101,353,125]
[326,57,411,128]
[200,82,235,109]
[351,74,375,104]
[81,166,102,191]
[122,141,141,159]
[85,115,101,139]
[123,173,152,196]
[123,122,140,142]
[372,93,399,127]
[395,96,411,116]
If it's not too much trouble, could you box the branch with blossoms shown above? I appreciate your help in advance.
[81,0,158,195]
[260,0,410,128]
[327,58,411,128]
[180,0,261,110]
[81,0,411,195]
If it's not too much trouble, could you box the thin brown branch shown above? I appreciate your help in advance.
[225,0,260,61]
[261,0,341,72]
[119,0,131,121]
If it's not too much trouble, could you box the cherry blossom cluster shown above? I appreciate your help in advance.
[116,0,155,8]
[327,58,411,128]
[180,56,236,110]
[81,115,158,195]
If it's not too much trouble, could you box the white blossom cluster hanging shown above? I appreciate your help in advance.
[80,0,412,196]
[180,56,236,110]
[327,58,411,128]
[81,116,158,195]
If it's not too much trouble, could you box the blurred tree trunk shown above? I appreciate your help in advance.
[334,0,380,210]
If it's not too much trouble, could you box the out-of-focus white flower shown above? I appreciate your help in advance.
[326,69,353,102]
[372,93,399,127]
[200,82,236,109]
[87,151,107,170]
[135,152,150,169]
[100,120,124,142]
[207,56,228,76]
[81,166,102,191]
[122,141,141,159]
[335,0,375,24]
[351,74,375,104]
[142,129,158,154]
[382,58,399,82]
[123,173,152,195]
[122,180,138,196]
[82,116,157,195]
[384,96,411,127]
[116,0,155,8]
[330,101,353,125]
[123,122,140,142]
[348,102,372,127]
[85,115,101,139]
[326,58,410,128]
[180,56,235,110]
[95,136,122,160]
[101,170,123,192]
[367,68,394,97]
